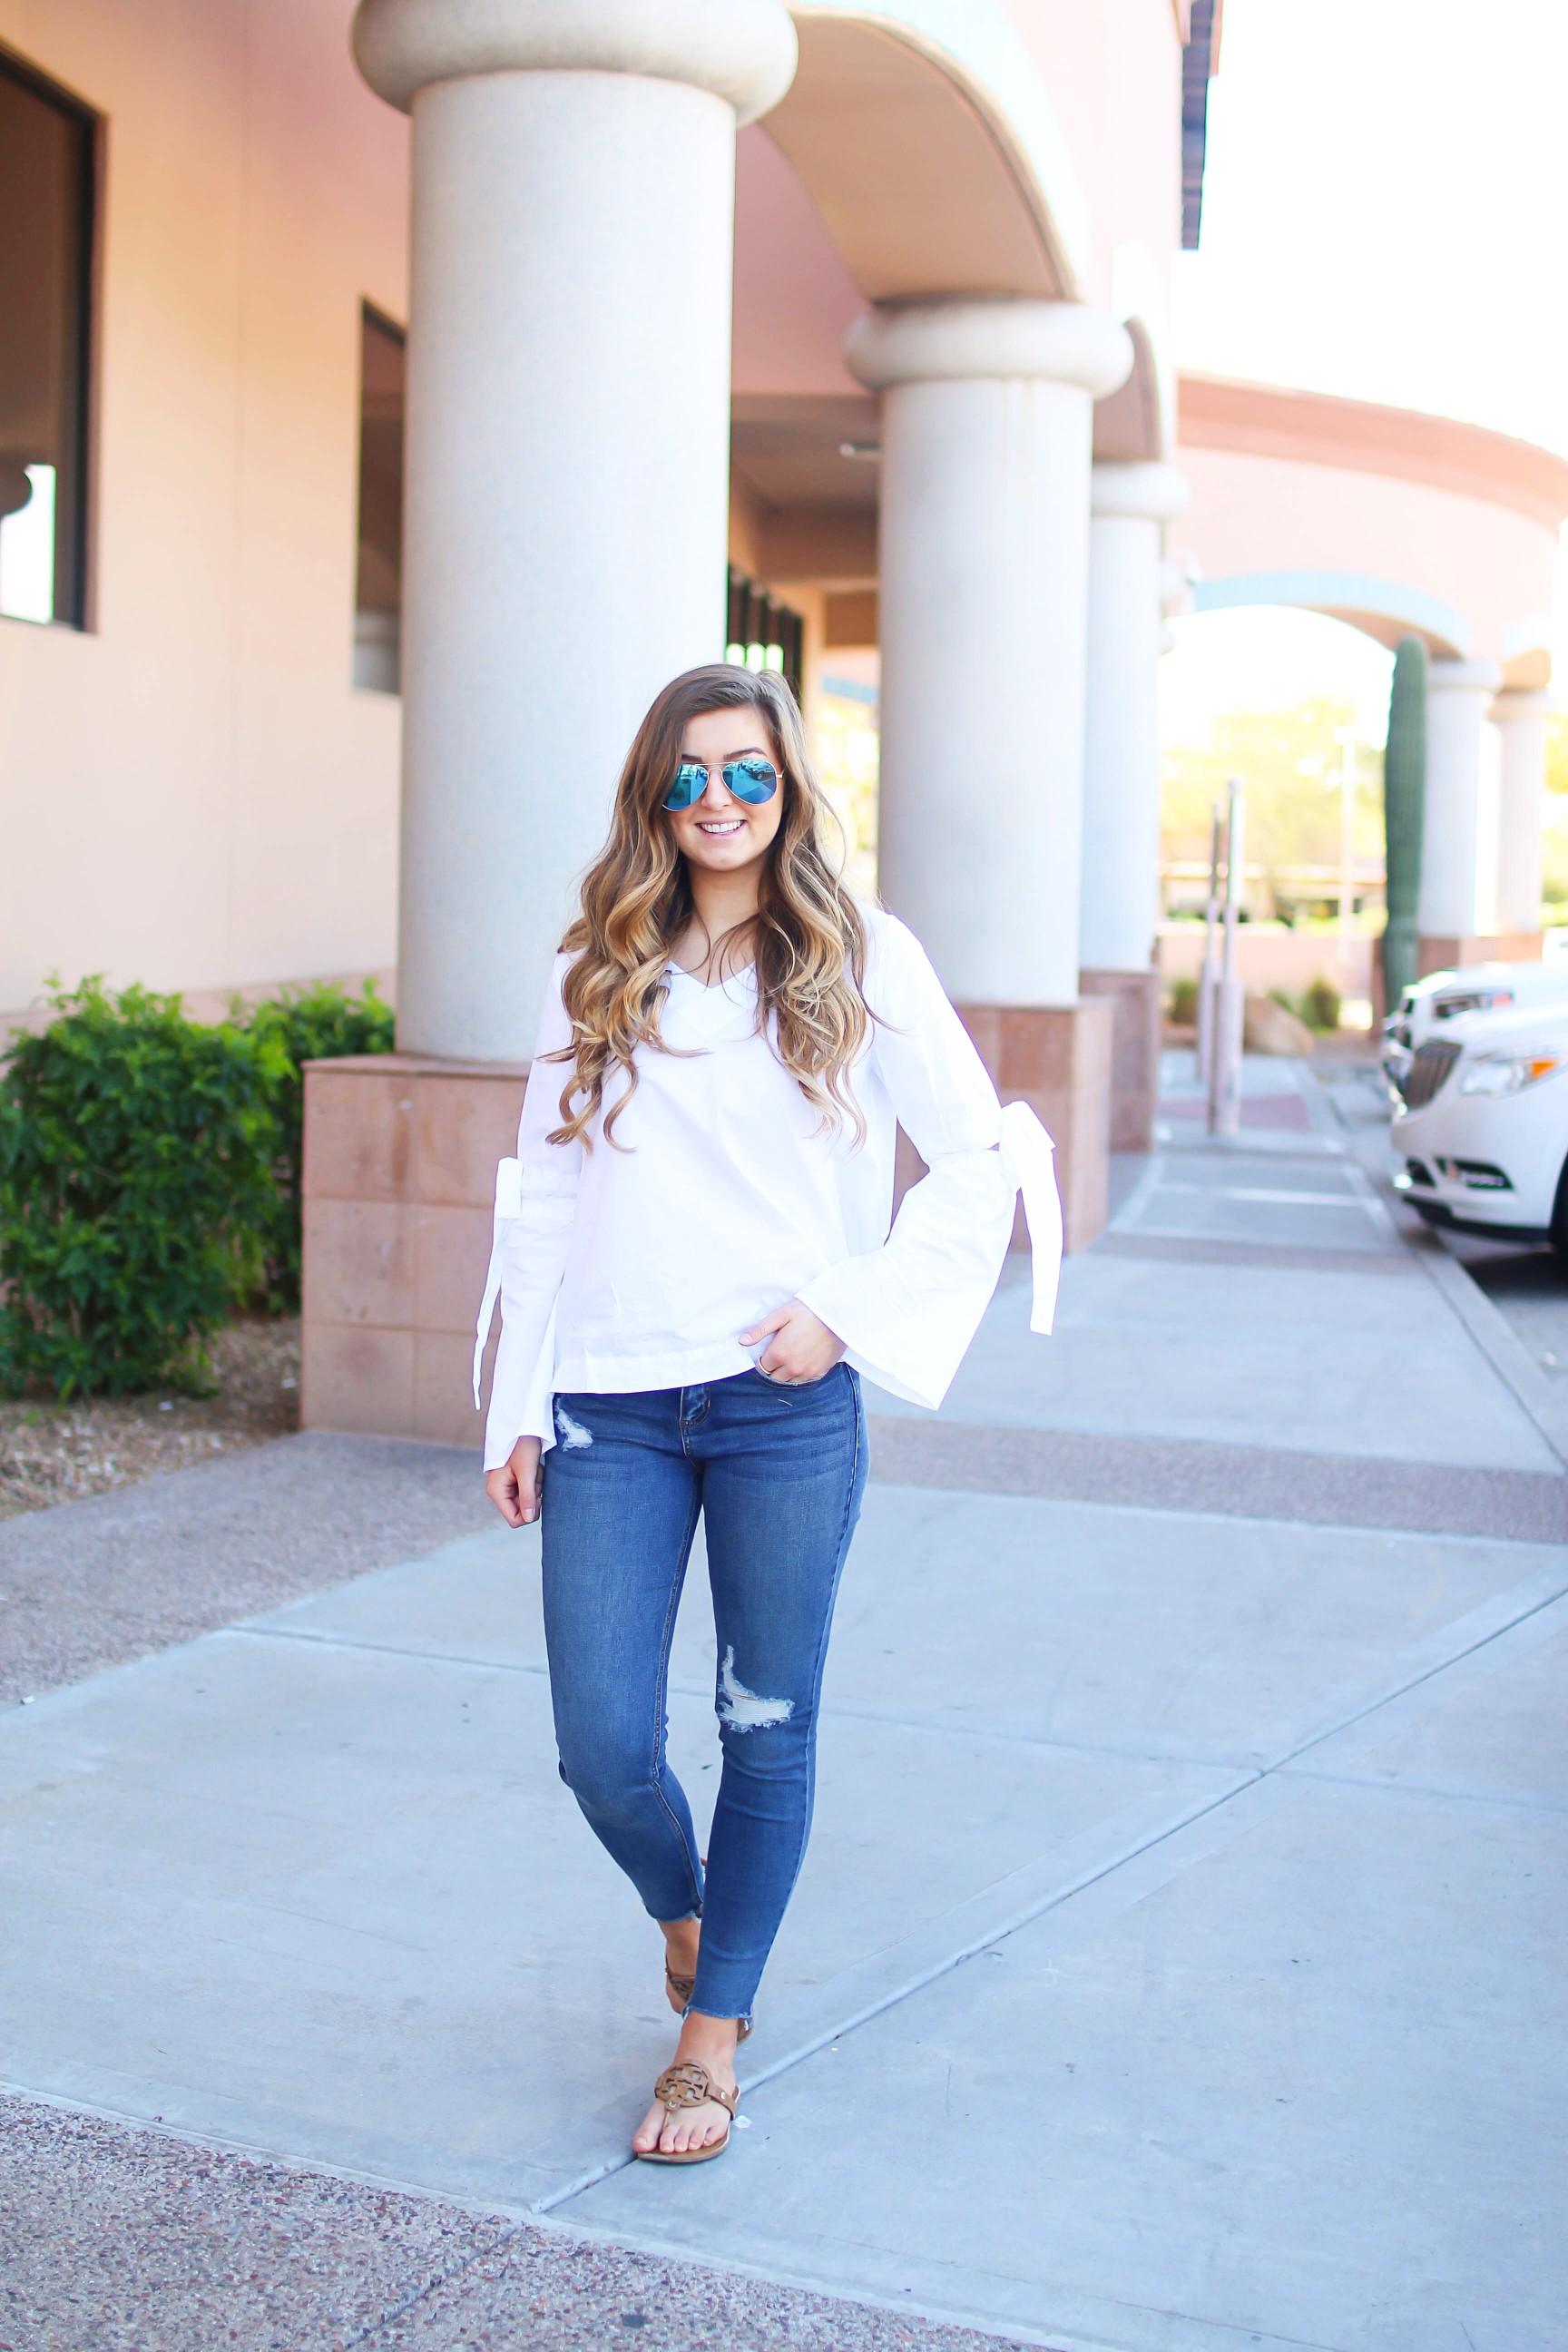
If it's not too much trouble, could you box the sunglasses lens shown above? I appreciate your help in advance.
[724,760,779,804]
[662,762,708,811]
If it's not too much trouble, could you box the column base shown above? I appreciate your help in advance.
[956,1000,1113,1253]
[1417,934,1542,977]
[300,1054,527,1446]
[1078,968,1160,1152]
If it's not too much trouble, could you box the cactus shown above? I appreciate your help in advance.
[1382,634,1427,1010]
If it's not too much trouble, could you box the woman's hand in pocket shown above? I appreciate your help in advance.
[740,1299,846,1386]
[485,1436,543,1526]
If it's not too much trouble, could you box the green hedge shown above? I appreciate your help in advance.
[1167,976,1199,1026]
[1269,979,1341,1034]
[0,976,393,1398]
[245,979,394,1312]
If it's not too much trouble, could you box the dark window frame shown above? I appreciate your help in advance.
[726,566,805,710]
[1180,0,1218,251]
[0,40,100,631]
[353,299,407,693]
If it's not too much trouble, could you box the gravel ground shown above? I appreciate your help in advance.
[865,1413,1568,1540]
[0,2095,1034,2352]
[0,1431,491,1705]
[0,1317,300,1521]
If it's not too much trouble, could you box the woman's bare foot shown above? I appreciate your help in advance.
[632,2011,740,2158]
[662,1916,701,2011]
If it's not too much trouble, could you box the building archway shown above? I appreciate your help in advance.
[1190,568,1469,662]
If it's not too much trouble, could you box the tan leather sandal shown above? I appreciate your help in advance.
[664,1955,751,2043]
[634,2061,739,2165]
[666,1867,704,2016]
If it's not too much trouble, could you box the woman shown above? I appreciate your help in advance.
[476,663,1058,2164]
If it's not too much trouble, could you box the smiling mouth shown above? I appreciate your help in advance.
[696,818,746,835]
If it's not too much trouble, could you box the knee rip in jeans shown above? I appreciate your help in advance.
[554,1402,593,1449]
[717,1644,793,1732]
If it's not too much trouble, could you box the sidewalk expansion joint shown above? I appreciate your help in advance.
[232,1622,1263,1776]
[534,1556,1568,2220]
[232,1622,553,1678]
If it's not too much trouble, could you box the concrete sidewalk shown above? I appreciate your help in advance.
[2,1054,1564,2350]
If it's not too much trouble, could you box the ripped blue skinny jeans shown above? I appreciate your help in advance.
[540,1366,867,2025]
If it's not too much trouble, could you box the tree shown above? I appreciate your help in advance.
[1161,697,1386,916]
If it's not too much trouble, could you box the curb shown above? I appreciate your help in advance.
[1303,1063,1568,1473]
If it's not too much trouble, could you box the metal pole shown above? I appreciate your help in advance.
[1338,730,1356,940]
[1209,778,1246,1136]
[1196,798,1222,1084]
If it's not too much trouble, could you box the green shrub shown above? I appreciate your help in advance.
[1302,978,1341,1032]
[1168,976,1199,1026]
[242,979,394,1311]
[1269,981,1341,1034]
[0,981,288,1398]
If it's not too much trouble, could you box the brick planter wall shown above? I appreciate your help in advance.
[1079,967,1161,1152]
[300,1054,526,1447]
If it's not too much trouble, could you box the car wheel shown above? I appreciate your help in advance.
[1550,1155,1568,1265]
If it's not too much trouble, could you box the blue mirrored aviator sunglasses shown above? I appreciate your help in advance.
[662,757,779,813]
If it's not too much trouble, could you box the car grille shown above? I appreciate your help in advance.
[1448,1159,1512,1191]
[1403,1039,1461,1108]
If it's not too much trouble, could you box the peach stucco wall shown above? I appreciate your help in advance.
[0,0,1192,1024]
[733,127,866,398]
[1002,0,1182,315]
[1173,443,1561,664]
[0,0,409,1019]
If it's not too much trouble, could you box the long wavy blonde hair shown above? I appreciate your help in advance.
[548,664,869,1151]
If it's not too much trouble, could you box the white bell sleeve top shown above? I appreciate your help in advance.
[475,906,1060,1470]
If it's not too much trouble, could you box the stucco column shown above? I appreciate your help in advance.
[352,0,796,1058]
[844,299,1131,1244]
[1418,658,1504,967]
[1079,461,1188,1151]
[307,2,794,1449]
[1492,689,1550,941]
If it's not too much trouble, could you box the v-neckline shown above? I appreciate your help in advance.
[668,960,756,995]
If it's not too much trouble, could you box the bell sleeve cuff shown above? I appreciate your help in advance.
[796,1102,1061,1410]
[478,1179,574,1470]
[473,954,581,1469]
[793,913,1062,1411]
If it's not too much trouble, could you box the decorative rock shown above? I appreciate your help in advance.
[1243,994,1316,1056]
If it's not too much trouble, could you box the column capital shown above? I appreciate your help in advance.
[1091,462,1189,524]
[844,299,1132,399]
[1491,687,1553,719]
[352,0,797,121]
[1428,657,1504,694]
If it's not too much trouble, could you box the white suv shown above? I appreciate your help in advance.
[1393,998,1568,1250]
[1383,957,1568,1097]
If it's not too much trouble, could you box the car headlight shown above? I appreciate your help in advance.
[1436,988,1515,1019]
[1458,1047,1568,1096]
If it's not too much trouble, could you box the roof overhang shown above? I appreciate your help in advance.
[766,3,1089,301]
[1179,374,1568,532]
